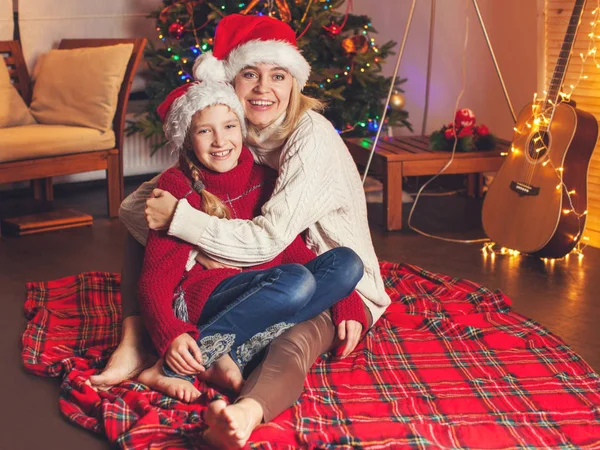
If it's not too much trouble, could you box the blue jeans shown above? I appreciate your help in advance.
[163,247,363,380]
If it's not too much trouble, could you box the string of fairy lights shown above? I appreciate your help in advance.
[482,2,600,261]
[155,0,387,133]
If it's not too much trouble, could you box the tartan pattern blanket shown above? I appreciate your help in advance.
[21,263,600,449]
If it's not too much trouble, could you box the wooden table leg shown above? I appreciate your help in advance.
[383,161,403,231]
[467,173,486,198]
[466,173,476,197]
[32,177,54,201]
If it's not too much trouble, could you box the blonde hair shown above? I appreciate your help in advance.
[179,133,231,219]
[246,77,325,143]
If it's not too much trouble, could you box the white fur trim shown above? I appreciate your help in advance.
[225,40,311,89]
[192,52,228,83]
[164,82,246,154]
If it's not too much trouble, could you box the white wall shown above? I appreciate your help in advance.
[0,0,13,40]
[352,0,541,140]
[17,0,161,91]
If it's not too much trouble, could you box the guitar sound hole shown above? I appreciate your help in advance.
[527,131,550,161]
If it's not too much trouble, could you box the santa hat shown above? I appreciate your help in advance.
[157,81,246,154]
[193,14,311,89]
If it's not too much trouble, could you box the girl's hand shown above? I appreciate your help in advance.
[336,320,363,358]
[165,333,205,375]
[195,251,241,271]
[145,189,178,230]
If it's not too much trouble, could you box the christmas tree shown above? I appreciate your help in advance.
[129,0,411,150]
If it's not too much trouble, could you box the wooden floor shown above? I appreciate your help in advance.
[1,179,598,450]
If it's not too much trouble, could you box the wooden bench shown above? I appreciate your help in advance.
[344,135,510,231]
[0,38,146,218]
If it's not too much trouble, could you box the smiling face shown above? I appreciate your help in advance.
[233,63,294,130]
[189,104,243,173]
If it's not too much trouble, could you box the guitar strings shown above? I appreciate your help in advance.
[528,10,581,187]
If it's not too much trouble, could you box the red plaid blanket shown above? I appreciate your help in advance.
[22,263,600,449]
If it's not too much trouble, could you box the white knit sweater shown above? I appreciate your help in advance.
[119,110,391,323]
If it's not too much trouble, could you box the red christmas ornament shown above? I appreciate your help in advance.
[169,22,185,39]
[454,108,476,127]
[323,19,343,37]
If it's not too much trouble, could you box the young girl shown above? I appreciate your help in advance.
[136,80,366,402]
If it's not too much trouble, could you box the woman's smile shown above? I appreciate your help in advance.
[248,99,276,110]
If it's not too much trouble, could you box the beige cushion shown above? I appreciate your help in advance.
[0,124,115,163]
[0,58,36,128]
[29,44,133,132]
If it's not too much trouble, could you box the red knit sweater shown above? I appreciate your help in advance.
[138,147,366,357]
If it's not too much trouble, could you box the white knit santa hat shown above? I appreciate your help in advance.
[192,14,311,89]
[157,81,246,154]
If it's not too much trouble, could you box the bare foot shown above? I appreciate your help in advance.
[198,354,244,394]
[87,316,153,390]
[203,398,263,449]
[138,358,201,403]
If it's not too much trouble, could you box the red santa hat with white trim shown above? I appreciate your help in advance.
[192,14,311,89]
[157,81,246,154]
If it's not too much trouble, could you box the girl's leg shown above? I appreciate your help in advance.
[198,247,362,372]
[163,264,317,380]
[290,247,364,324]
[89,233,153,389]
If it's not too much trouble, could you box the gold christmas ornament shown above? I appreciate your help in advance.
[341,35,369,56]
[390,91,405,111]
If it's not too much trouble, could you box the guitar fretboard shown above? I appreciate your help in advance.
[544,0,587,111]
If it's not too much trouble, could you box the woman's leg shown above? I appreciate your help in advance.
[89,233,153,389]
[204,303,373,448]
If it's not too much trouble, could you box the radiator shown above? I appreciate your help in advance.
[121,131,176,177]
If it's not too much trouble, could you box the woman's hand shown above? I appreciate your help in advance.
[165,333,205,376]
[195,251,241,271]
[336,320,363,358]
[145,189,178,230]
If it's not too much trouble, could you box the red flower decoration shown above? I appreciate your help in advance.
[476,124,489,136]
[444,127,456,139]
[458,125,474,138]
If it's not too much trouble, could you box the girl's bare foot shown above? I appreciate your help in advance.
[198,354,244,393]
[138,359,201,403]
[203,398,263,449]
[88,316,153,390]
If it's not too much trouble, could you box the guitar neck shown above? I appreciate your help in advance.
[544,0,587,110]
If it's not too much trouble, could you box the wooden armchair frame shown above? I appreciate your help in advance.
[0,38,146,218]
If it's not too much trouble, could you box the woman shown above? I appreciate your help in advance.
[91,14,390,449]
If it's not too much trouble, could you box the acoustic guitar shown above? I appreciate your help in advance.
[482,0,598,258]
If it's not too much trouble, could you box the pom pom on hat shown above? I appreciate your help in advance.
[192,52,227,83]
